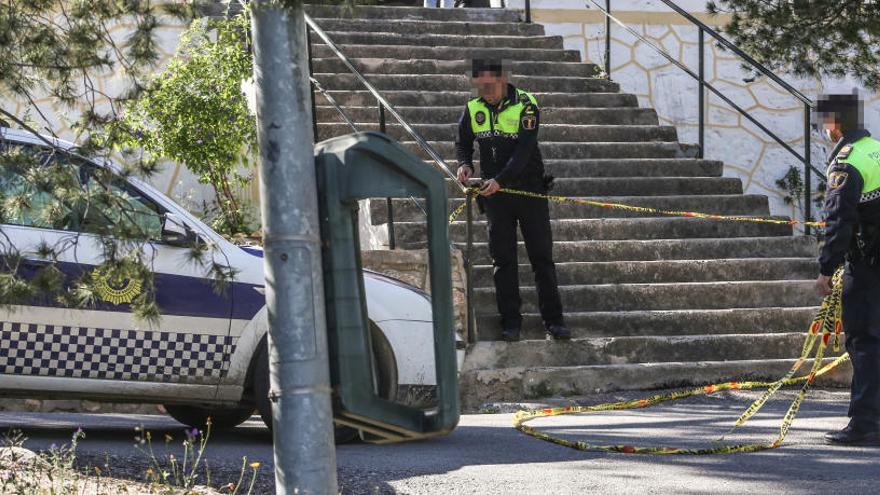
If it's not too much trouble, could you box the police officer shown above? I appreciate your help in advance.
[455,58,569,342]
[814,93,880,446]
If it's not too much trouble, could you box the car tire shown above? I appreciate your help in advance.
[164,404,256,431]
[254,323,398,443]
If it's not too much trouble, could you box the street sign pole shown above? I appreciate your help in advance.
[250,1,338,493]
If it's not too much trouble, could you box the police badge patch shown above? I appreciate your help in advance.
[521,114,537,130]
[475,111,486,125]
[829,171,848,189]
[91,266,142,305]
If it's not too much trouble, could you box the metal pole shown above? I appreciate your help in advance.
[605,0,611,78]
[465,193,476,344]
[698,27,704,159]
[378,103,396,249]
[307,28,318,143]
[386,198,396,250]
[525,0,531,23]
[804,103,812,237]
[250,2,338,494]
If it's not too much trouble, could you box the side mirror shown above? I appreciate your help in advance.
[161,213,198,247]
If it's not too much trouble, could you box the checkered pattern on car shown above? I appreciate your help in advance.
[0,321,236,382]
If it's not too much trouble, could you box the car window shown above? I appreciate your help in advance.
[0,142,164,240]
[0,145,78,230]
[80,167,164,240]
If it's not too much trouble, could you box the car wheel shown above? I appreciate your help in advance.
[164,404,256,431]
[254,323,398,443]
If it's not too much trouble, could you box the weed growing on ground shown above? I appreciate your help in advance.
[135,418,261,494]
[0,418,262,495]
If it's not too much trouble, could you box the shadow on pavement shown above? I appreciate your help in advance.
[0,395,877,494]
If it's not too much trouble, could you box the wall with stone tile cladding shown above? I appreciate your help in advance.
[507,0,880,226]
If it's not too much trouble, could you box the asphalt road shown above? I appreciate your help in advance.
[1,390,878,494]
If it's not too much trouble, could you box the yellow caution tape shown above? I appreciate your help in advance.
[513,267,847,455]
[448,187,825,228]
[447,182,836,452]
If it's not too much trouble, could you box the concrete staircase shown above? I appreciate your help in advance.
[306,4,849,409]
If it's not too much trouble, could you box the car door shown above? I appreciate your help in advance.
[0,142,234,402]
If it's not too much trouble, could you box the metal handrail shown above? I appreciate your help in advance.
[309,76,430,219]
[304,13,465,193]
[310,76,358,131]
[655,0,812,106]
[583,0,822,234]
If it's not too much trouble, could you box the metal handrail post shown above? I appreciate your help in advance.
[465,193,476,344]
[604,0,611,78]
[698,27,704,159]
[307,28,318,143]
[377,102,396,249]
[804,103,812,236]
[525,0,531,23]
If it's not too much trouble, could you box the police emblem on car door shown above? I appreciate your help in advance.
[0,144,235,399]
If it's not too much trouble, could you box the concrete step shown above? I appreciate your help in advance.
[472,280,818,312]
[313,73,620,93]
[316,31,565,49]
[312,59,601,78]
[497,177,741,196]
[317,122,676,143]
[311,44,581,62]
[316,105,656,125]
[462,236,818,263]
[396,217,793,247]
[399,141,689,159]
[475,307,818,340]
[316,90,638,108]
[462,332,835,370]
[543,158,723,178]
[436,158,723,178]
[471,258,816,287]
[305,4,523,23]
[311,18,547,37]
[375,194,769,223]
[458,357,852,408]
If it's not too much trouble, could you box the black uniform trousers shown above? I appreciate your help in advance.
[483,192,564,330]
[841,260,880,424]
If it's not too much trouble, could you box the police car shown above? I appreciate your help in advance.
[0,126,459,438]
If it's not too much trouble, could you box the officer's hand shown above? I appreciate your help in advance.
[814,274,833,296]
[457,166,473,184]
[479,179,501,196]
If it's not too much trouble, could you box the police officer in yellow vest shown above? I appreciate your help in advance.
[455,58,569,342]
[814,93,880,446]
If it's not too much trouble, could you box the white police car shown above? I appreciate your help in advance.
[0,126,458,438]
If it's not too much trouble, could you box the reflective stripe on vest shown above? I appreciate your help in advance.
[837,136,880,202]
[467,89,538,139]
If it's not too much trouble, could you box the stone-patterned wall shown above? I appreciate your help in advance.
[509,0,880,225]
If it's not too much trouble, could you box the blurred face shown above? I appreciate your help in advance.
[823,114,843,143]
[473,71,507,106]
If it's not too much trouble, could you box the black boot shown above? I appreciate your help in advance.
[824,419,880,446]
[547,324,571,341]
[501,328,521,342]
